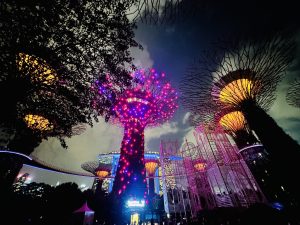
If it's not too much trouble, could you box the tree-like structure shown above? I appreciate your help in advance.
[286,79,300,108]
[216,110,258,149]
[145,159,159,198]
[81,161,112,193]
[110,69,178,201]
[181,34,300,207]
[0,0,140,151]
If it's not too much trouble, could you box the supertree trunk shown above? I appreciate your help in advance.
[241,101,300,205]
[232,129,258,149]
[149,178,155,197]
[113,122,147,200]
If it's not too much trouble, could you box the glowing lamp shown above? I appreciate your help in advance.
[24,114,53,131]
[194,162,206,172]
[194,158,207,172]
[219,79,253,105]
[219,111,246,132]
[17,53,57,85]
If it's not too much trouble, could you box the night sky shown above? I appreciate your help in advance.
[32,0,300,173]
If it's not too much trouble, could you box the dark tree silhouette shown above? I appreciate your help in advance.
[180,34,300,207]
[286,79,300,108]
[0,0,140,152]
[125,0,201,25]
[45,182,85,224]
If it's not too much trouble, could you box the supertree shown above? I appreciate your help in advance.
[110,68,178,201]
[286,79,300,108]
[181,34,300,207]
[81,161,112,193]
[145,159,159,198]
[0,0,140,151]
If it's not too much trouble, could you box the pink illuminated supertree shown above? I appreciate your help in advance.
[111,69,178,201]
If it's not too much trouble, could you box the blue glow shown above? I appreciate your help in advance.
[238,144,263,153]
[272,202,284,211]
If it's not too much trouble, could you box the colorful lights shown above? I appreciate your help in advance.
[112,69,178,199]
[194,162,206,172]
[145,161,159,176]
[219,79,253,105]
[96,170,109,179]
[24,114,53,131]
[17,53,57,85]
[219,111,246,132]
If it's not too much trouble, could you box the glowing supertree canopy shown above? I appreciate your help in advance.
[81,161,112,178]
[145,160,159,177]
[181,34,300,205]
[286,79,300,108]
[145,158,159,198]
[112,68,178,199]
[219,111,246,133]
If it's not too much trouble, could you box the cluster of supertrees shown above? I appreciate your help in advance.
[106,69,178,202]
[180,33,300,207]
[0,0,140,152]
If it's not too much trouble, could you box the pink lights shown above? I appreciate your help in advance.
[114,69,178,128]
[112,69,178,199]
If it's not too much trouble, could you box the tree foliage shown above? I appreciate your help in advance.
[0,0,140,151]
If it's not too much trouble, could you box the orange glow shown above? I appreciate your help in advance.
[219,111,245,132]
[24,114,53,131]
[96,170,109,179]
[194,162,206,172]
[145,161,158,176]
[219,79,253,105]
[17,53,57,85]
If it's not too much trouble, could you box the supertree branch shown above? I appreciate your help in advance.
[181,34,300,205]
[81,161,100,175]
[108,68,178,200]
[286,79,300,108]
[125,0,200,25]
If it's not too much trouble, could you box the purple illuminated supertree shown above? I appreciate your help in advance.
[111,69,178,200]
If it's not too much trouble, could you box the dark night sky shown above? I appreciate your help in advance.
[32,0,300,173]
